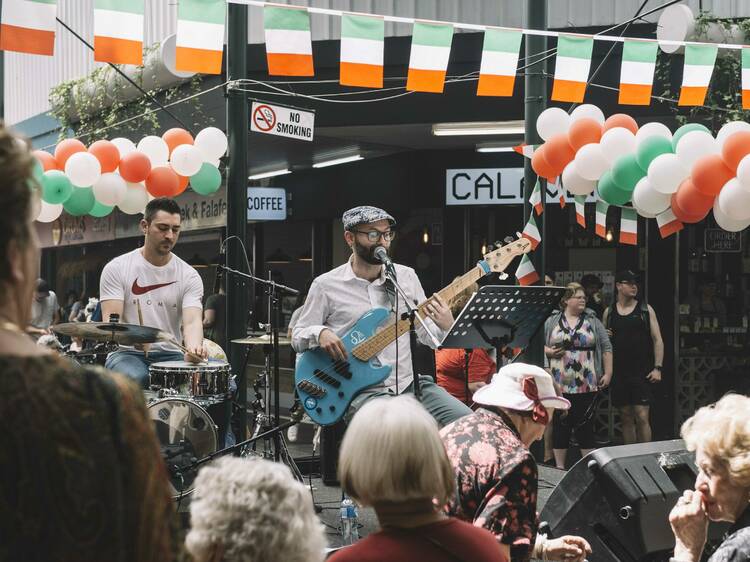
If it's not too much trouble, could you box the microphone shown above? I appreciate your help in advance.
[213,243,226,294]
[374,246,396,277]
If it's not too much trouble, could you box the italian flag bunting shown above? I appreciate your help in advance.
[514,143,537,159]
[176,0,225,74]
[742,48,750,110]
[264,5,314,76]
[406,21,453,93]
[529,180,543,215]
[678,44,718,106]
[516,254,540,286]
[551,35,593,103]
[521,214,541,250]
[477,28,523,96]
[574,196,586,228]
[619,40,658,105]
[94,0,144,65]
[0,0,56,56]
[619,207,638,245]
[656,208,684,238]
[340,14,384,88]
[595,200,609,238]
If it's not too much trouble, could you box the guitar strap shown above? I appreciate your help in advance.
[383,277,398,312]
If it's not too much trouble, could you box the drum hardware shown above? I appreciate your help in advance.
[52,321,169,346]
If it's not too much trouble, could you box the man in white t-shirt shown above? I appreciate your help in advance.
[27,278,59,338]
[100,197,207,388]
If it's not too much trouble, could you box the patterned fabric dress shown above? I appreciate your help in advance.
[440,408,538,562]
[0,354,179,562]
[548,315,598,393]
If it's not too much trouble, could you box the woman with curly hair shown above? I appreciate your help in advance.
[669,394,750,562]
[186,457,327,562]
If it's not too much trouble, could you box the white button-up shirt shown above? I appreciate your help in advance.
[292,258,446,393]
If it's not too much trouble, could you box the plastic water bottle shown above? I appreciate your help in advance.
[340,497,359,545]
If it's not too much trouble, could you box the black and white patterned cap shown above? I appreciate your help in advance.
[342,206,396,230]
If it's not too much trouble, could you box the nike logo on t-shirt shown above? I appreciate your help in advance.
[131,278,177,295]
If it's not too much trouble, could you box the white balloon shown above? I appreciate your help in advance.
[600,127,637,165]
[137,135,169,166]
[632,200,658,219]
[111,137,136,158]
[92,173,127,206]
[194,127,228,161]
[570,104,605,125]
[648,153,689,194]
[118,182,149,214]
[632,176,671,215]
[170,144,203,177]
[713,197,750,232]
[561,161,596,195]
[36,200,63,223]
[65,152,101,188]
[635,122,673,144]
[675,131,718,166]
[208,158,221,168]
[717,178,750,221]
[716,121,750,149]
[737,155,750,191]
[574,143,609,181]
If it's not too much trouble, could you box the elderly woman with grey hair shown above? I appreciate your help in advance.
[186,457,327,562]
[669,394,750,562]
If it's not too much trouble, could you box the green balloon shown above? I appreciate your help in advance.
[598,170,632,206]
[190,163,221,195]
[41,170,73,204]
[672,123,711,152]
[636,136,673,171]
[611,154,646,191]
[63,187,95,216]
[89,200,113,217]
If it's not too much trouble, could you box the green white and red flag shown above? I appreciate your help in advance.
[340,14,384,88]
[574,195,586,228]
[656,208,684,238]
[619,207,638,245]
[595,200,609,238]
[0,0,56,55]
[513,143,537,159]
[94,0,144,65]
[678,44,718,106]
[264,5,314,76]
[742,47,750,110]
[516,254,540,286]
[619,40,658,105]
[551,35,593,103]
[176,0,225,74]
[406,21,453,93]
[521,214,541,250]
[477,28,522,97]
[529,180,543,215]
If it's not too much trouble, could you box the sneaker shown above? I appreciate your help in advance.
[287,423,299,442]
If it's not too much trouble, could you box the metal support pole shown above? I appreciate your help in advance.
[226,4,249,441]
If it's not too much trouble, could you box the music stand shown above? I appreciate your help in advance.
[440,285,566,401]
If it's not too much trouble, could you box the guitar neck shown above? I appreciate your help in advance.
[351,265,485,361]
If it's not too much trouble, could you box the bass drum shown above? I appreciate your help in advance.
[147,397,217,498]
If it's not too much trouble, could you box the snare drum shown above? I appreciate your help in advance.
[149,359,231,397]
[148,397,218,498]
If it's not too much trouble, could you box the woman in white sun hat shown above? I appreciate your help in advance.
[440,363,592,562]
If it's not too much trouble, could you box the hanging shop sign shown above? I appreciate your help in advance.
[705,229,742,253]
[446,168,526,205]
[250,102,315,142]
[247,187,287,221]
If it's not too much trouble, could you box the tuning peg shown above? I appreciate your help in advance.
[498,272,509,280]
[504,236,515,244]
[493,240,503,249]
[515,232,522,239]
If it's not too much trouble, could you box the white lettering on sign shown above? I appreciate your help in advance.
[250,101,315,142]
[247,187,287,221]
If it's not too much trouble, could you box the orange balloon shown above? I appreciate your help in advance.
[33,150,59,171]
[671,192,709,224]
[674,178,714,217]
[119,151,152,183]
[531,146,557,180]
[88,140,120,173]
[692,154,734,196]
[721,131,750,172]
[175,171,189,195]
[568,118,602,151]
[54,138,86,168]
[544,134,575,174]
[146,166,180,197]
[162,128,194,156]
[603,113,638,135]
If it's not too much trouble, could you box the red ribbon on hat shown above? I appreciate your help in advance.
[522,376,549,425]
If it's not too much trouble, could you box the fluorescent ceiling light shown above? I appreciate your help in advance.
[432,120,525,137]
[248,168,290,180]
[476,144,516,153]
[312,154,363,168]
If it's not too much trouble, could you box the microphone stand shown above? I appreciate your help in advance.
[219,264,298,461]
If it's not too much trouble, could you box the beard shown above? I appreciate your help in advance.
[353,239,383,266]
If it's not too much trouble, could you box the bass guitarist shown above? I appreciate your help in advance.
[291,206,473,426]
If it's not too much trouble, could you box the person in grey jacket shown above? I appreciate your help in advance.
[543,282,612,469]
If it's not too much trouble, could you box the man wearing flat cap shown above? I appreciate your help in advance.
[292,206,472,426]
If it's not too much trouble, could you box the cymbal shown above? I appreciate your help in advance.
[53,322,167,345]
[231,334,292,346]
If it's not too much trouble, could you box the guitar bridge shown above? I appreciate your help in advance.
[297,379,327,398]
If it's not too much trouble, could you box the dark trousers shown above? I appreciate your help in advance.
[552,391,597,449]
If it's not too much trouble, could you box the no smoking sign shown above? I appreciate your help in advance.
[250,101,314,142]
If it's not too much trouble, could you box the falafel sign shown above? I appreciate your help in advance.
[250,101,314,142]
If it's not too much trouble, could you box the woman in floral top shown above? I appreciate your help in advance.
[544,282,612,469]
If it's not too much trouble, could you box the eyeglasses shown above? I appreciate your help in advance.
[353,229,396,243]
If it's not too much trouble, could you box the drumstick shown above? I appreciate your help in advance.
[167,336,208,364]
[136,299,149,358]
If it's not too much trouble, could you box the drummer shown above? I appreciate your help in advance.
[100,197,207,388]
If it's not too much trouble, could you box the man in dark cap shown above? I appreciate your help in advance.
[580,273,604,319]
[603,270,664,444]
[292,206,472,426]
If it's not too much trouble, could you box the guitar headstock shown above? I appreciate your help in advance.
[481,237,532,273]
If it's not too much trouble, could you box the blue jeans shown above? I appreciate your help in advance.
[105,350,184,389]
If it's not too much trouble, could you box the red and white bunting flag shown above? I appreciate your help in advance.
[620,207,638,245]
[515,254,539,286]
[551,179,565,208]
[513,143,537,159]
[574,196,586,228]
[521,214,541,250]
[656,208,684,238]
[529,180,543,215]
[595,200,609,238]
